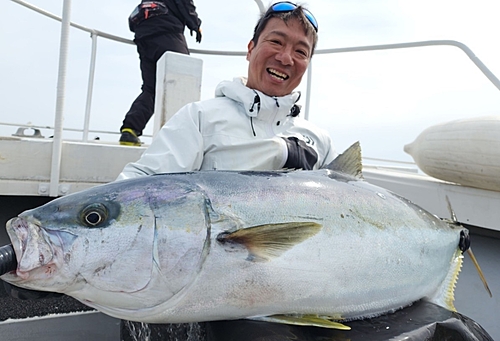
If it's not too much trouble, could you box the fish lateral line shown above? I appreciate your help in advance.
[216,222,322,261]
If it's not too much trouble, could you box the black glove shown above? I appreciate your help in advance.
[282,137,318,170]
[191,28,202,43]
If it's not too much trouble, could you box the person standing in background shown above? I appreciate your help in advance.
[120,0,202,146]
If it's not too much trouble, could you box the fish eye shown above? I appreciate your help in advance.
[81,203,108,227]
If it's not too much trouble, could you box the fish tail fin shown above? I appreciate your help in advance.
[426,249,463,311]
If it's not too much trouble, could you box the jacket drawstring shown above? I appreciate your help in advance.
[249,92,261,113]
[249,91,261,137]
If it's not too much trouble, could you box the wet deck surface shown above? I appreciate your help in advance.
[0,195,499,340]
[0,312,120,341]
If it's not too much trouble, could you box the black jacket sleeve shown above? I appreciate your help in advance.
[169,0,202,31]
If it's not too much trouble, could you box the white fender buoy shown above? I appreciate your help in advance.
[404,116,500,192]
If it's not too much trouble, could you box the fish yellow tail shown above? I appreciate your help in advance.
[427,249,463,311]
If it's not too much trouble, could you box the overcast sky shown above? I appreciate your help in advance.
[2,0,500,162]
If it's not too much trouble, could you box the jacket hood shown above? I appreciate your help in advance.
[215,77,301,120]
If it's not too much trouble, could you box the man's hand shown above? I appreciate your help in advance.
[191,28,202,43]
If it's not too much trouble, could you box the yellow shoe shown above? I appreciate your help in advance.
[119,128,142,146]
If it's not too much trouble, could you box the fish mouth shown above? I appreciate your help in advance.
[5,217,56,280]
[267,68,289,81]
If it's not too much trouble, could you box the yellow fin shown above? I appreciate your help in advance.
[323,141,363,179]
[467,248,492,298]
[427,248,463,311]
[216,222,322,261]
[253,314,351,330]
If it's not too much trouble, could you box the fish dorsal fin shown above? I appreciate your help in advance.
[324,141,363,179]
[216,222,321,261]
[252,314,351,330]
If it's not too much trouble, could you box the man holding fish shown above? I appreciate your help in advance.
[118,1,337,179]
[1,2,492,340]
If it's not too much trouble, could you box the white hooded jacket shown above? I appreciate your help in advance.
[117,77,336,180]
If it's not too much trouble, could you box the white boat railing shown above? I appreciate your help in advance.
[7,0,500,140]
[5,0,500,183]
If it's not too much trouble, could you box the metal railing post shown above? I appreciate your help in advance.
[304,60,313,120]
[49,0,71,197]
[83,31,98,142]
[254,0,265,14]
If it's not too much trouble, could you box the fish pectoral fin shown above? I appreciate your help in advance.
[216,222,321,261]
[252,314,351,330]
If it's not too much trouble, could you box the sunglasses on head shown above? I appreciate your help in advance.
[268,1,318,32]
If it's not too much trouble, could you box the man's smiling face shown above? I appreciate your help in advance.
[246,17,313,97]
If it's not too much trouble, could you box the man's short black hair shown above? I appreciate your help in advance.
[251,5,318,57]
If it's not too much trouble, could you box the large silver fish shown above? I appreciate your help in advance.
[0,143,467,329]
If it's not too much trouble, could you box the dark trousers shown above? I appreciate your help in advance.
[121,33,190,136]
